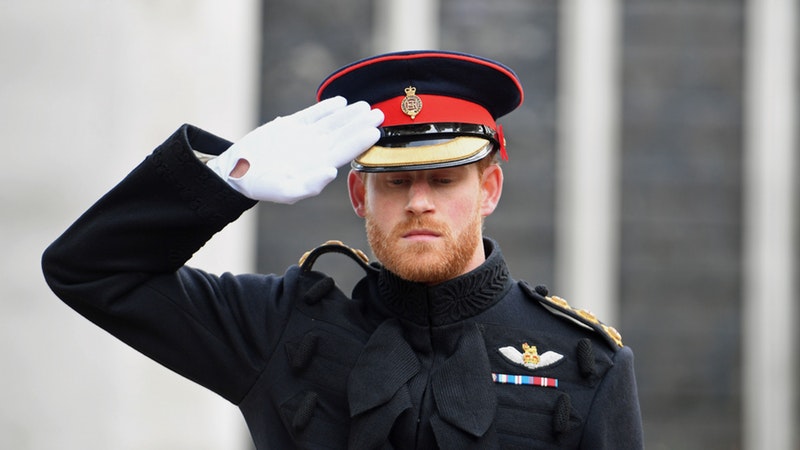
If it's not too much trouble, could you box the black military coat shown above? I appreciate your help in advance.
[42,124,643,449]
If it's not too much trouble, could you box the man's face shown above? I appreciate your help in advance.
[348,163,503,284]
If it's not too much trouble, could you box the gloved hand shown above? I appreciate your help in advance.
[208,96,383,204]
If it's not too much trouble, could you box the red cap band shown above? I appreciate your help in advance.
[373,94,497,129]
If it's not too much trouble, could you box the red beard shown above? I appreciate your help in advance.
[365,213,482,284]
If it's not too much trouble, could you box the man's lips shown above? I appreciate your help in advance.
[402,229,441,239]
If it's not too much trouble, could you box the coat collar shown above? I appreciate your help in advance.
[376,238,512,327]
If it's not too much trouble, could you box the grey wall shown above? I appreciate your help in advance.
[619,2,745,448]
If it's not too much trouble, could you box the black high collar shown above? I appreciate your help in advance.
[376,238,512,327]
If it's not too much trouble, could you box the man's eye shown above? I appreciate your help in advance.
[434,178,453,185]
[388,178,407,186]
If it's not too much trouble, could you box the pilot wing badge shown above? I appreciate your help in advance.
[498,342,563,370]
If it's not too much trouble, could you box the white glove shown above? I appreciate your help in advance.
[208,96,383,204]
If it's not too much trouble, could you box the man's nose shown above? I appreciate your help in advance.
[405,180,434,214]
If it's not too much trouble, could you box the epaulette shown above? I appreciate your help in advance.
[298,240,374,274]
[520,281,624,349]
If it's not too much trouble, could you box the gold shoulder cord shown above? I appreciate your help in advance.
[541,295,624,348]
[299,240,371,273]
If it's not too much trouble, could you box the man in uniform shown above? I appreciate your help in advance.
[43,50,643,449]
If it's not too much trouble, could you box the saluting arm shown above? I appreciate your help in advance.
[41,98,382,402]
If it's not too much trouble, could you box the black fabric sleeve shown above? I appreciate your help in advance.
[41,124,293,403]
[579,346,644,449]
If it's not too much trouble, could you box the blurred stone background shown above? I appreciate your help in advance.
[1,0,796,449]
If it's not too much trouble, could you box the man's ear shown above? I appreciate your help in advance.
[479,164,503,217]
[348,169,367,218]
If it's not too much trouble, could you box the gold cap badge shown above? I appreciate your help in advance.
[400,86,422,119]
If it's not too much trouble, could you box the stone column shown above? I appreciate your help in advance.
[0,1,258,448]
[743,0,798,448]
